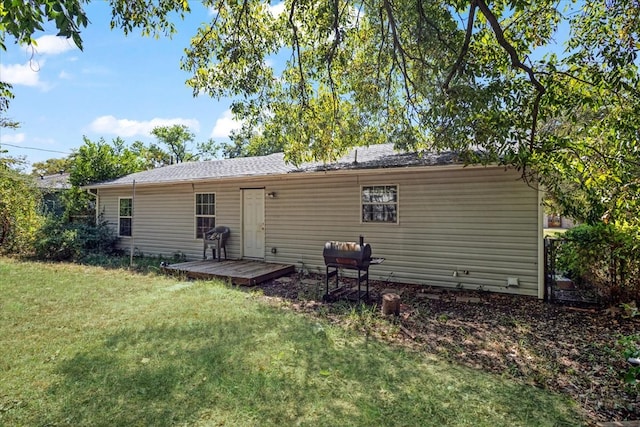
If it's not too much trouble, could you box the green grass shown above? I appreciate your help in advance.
[0,257,583,426]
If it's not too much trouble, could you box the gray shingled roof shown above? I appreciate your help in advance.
[34,172,71,190]
[86,144,460,188]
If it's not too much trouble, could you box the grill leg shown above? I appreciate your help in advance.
[326,266,329,297]
[365,269,369,300]
[325,266,340,301]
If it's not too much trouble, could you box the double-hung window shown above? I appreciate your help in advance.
[118,197,133,236]
[361,185,398,223]
[195,193,216,238]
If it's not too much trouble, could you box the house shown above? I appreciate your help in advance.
[544,214,576,229]
[34,172,71,216]
[85,144,544,298]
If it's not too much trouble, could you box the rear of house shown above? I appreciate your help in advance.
[88,144,543,297]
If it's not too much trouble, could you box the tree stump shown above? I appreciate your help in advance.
[381,293,401,316]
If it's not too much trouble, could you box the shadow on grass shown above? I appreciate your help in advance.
[44,303,582,427]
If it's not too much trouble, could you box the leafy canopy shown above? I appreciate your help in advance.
[149,125,217,164]
[1,0,639,224]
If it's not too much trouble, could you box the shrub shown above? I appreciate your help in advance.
[556,223,640,304]
[0,168,44,256]
[34,216,118,261]
[617,334,640,390]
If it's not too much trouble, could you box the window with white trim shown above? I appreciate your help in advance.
[195,193,216,238]
[118,197,132,236]
[361,185,398,223]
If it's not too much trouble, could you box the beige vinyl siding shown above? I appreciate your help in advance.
[98,182,242,259]
[261,166,539,296]
[96,165,540,296]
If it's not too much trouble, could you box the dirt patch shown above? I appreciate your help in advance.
[252,273,640,425]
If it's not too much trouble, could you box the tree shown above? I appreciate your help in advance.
[32,157,73,176]
[150,124,217,164]
[178,0,639,225]
[0,160,43,254]
[69,136,146,187]
[2,0,639,224]
[63,136,147,220]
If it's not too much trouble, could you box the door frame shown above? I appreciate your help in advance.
[241,188,265,259]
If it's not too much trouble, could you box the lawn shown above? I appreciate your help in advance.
[0,257,583,426]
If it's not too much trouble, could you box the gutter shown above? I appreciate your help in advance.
[82,162,506,191]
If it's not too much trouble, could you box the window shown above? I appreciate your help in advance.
[361,185,398,223]
[118,198,132,236]
[195,193,216,238]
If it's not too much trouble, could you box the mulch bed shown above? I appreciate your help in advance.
[250,273,640,426]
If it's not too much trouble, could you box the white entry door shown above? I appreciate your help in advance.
[242,189,265,259]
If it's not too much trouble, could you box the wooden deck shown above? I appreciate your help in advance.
[161,259,295,285]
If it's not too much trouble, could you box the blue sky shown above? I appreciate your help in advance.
[1,2,261,169]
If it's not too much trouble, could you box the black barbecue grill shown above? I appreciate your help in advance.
[323,236,384,301]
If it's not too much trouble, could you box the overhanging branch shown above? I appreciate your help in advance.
[476,0,545,150]
[443,0,476,91]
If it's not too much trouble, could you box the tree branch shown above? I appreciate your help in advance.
[443,0,476,91]
[288,0,307,106]
[415,0,458,53]
[382,0,418,111]
[325,0,341,119]
[476,0,545,150]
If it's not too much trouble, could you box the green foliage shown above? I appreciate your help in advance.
[556,223,640,304]
[31,157,73,176]
[178,0,639,221]
[0,81,15,116]
[2,0,639,223]
[60,186,94,222]
[0,0,88,51]
[69,136,148,187]
[150,124,217,163]
[616,334,640,388]
[0,166,44,255]
[0,0,88,113]
[33,215,119,261]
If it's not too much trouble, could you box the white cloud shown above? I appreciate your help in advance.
[210,110,243,138]
[209,3,284,18]
[0,133,26,144]
[88,115,200,137]
[58,70,72,80]
[269,2,285,17]
[0,62,42,86]
[0,36,76,88]
[29,35,77,55]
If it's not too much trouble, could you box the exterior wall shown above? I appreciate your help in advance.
[97,181,242,259]
[97,165,541,296]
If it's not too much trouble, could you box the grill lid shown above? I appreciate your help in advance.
[323,239,372,267]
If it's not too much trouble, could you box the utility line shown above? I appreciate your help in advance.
[0,142,72,155]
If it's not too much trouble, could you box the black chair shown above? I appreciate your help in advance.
[202,226,230,261]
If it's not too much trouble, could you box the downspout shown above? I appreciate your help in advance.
[537,188,545,300]
[130,180,136,267]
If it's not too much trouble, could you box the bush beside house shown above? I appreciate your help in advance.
[557,223,640,305]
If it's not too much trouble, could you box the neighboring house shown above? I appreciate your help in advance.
[34,172,71,216]
[85,144,544,298]
[544,214,576,229]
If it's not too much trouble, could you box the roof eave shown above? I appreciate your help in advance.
[83,161,505,190]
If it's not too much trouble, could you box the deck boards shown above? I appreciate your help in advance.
[161,259,295,285]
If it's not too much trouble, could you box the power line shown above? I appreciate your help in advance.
[0,142,72,155]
